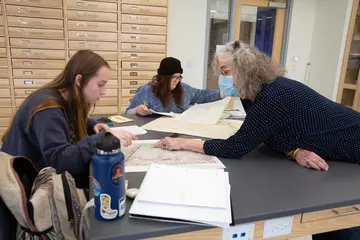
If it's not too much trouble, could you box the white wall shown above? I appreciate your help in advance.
[306,0,353,100]
[167,0,209,89]
[285,0,317,83]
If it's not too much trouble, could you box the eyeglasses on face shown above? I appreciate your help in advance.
[171,75,183,81]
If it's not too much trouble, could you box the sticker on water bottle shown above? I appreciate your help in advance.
[119,195,126,217]
[110,162,123,186]
[100,194,118,220]
[93,178,101,197]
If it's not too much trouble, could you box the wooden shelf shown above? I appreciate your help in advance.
[343,83,357,90]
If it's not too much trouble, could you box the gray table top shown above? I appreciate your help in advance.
[90,115,360,240]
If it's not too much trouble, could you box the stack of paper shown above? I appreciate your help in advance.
[129,164,232,228]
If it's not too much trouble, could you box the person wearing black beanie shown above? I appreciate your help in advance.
[125,57,225,115]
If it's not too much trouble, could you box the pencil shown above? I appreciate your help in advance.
[143,101,148,109]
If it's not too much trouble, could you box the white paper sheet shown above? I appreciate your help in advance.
[149,109,178,117]
[122,140,226,172]
[110,126,147,135]
[142,117,243,140]
[175,97,231,125]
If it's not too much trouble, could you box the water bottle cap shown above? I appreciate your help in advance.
[96,132,120,152]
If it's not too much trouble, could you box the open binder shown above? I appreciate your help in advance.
[129,164,233,228]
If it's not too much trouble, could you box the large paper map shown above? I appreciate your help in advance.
[122,140,225,172]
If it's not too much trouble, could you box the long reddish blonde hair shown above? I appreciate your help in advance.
[2,50,110,142]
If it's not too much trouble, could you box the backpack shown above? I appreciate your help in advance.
[0,151,92,240]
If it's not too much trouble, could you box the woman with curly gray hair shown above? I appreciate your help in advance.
[154,40,360,239]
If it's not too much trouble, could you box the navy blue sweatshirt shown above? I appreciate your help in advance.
[204,77,360,163]
[1,88,103,177]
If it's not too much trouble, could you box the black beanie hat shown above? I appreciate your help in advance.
[157,57,183,75]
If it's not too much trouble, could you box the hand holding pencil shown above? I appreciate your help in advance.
[135,101,152,116]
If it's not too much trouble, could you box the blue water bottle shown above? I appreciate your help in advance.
[92,132,126,221]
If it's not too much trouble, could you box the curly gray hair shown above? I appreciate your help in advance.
[212,41,286,99]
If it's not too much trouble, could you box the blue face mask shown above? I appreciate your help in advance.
[218,75,238,97]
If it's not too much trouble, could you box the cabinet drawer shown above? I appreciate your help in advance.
[0,58,8,68]
[108,60,118,69]
[301,204,360,223]
[0,117,11,127]
[0,108,13,117]
[92,106,118,115]
[67,10,117,22]
[5,0,62,8]
[0,18,4,26]
[6,5,63,19]
[12,59,65,69]
[68,20,117,32]
[0,69,9,78]
[69,50,117,60]
[13,69,61,78]
[0,79,10,87]
[68,30,117,42]
[8,27,64,39]
[109,69,118,78]
[121,33,166,44]
[11,49,65,59]
[0,48,6,57]
[0,88,11,97]
[7,16,64,29]
[15,97,25,107]
[69,41,118,51]
[121,70,155,80]
[122,80,148,88]
[121,97,133,106]
[121,24,166,35]
[106,88,118,96]
[121,61,158,70]
[122,4,167,17]
[122,14,166,25]
[120,105,127,114]
[67,0,117,12]
[10,38,65,49]
[107,79,118,87]
[0,27,4,37]
[121,0,167,7]
[0,37,5,47]
[0,127,8,136]
[13,78,51,87]
[14,88,35,96]
[121,88,137,97]
[0,98,12,106]
[122,43,165,53]
[121,52,165,62]
[98,97,118,106]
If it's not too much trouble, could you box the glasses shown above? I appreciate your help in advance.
[171,75,183,81]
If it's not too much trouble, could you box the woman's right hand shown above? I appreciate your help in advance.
[294,149,329,171]
[111,130,137,147]
[135,104,152,116]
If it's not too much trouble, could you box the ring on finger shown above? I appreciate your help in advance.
[306,160,312,167]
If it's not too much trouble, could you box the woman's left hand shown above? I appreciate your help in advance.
[93,123,111,133]
[153,137,184,150]
[294,149,329,171]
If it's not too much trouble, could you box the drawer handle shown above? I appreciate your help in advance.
[20,40,31,45]
[130,54,138,58]
[130,63,138,67]
[21,50,32,56]
[130,44,137,48]
[130,81,138,85]
[24,80,33,85]
[17,7,41,13]
[17,19,29,24]
[76,1,98,7]
[139,17,150,21]
[130,35,138,40]
[130,72,138,76]
[130,90,136,94]
[24,90,34,95]
[140,8,150,12]
[22,61,33,66]
[130,6,139,10]
[333,207,360,216]
[130,26,139,30]
[77,12,87,17]
[77,32,88,37]
[23,70,33,75]
[77,22,87,27]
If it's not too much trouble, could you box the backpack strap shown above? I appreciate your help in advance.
[79,198,94,240]
[0,152,38,232]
